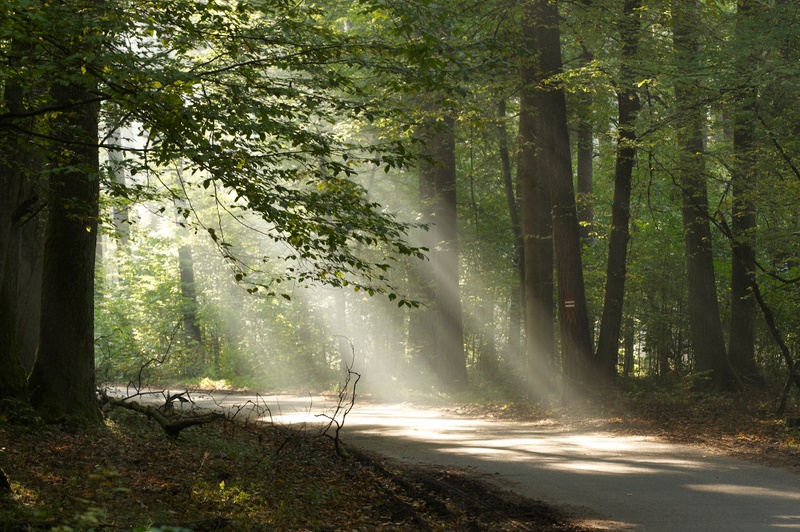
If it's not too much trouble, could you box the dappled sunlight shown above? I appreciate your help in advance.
[554,460,662,475]
[771,516,800,529]
[559,434,638,452]
[122,390,800,530]
[684,484,800,501]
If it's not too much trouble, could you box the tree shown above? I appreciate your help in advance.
[595,0,643,384]
[497,100,524,362]
[0,34,31,404]
[2,0,428,419]
[727,0,760,381]
[27,1,103,423]
[424,113,468,391]
[531,0,593,401]
[518,0,555,397]
[671,0,737,391]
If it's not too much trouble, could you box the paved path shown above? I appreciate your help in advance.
[111,388,800,531]
[334,404,800,531]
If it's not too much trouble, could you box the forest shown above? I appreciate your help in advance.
[2,0,800,425]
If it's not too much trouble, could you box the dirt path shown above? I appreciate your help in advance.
[122,389,800,531]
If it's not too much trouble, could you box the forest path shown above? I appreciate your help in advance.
[117,389,800,531]
[255,396,800,531]
[335,402,800,531]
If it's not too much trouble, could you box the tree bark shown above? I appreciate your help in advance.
[429,115,468,392]
[532,0,593,402]
[497,100,524,362]
[0,37,33,403]
[28,70,102,424]
[672,0,738,392]
[108,128,130,248]
[519,3,556,397]
[576,94,594,246]
[729,0,760,381]
[416,108,467,392]
[595,0,642,384]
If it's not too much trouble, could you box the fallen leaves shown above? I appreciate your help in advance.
[0,407,587,530]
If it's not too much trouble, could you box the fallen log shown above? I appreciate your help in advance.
[98,390,224,438]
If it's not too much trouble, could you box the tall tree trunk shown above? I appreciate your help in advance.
[28,78,102,424]
[429,114,468,392]
[407,149,438,380]
[415,107,467,392]
[14,191,46,374]
[533,0,593,402]
[672,0,737,392]
[519,3,555,398]
[729,0,760,381]
[0,38,33,404]
[595,0,643,384]
[497,100,524,363]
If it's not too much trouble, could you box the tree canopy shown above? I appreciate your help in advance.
[2,0,800,421]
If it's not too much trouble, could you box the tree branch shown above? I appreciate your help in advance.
[98,389,224,438]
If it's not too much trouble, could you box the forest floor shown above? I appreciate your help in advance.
[1,387,799,531]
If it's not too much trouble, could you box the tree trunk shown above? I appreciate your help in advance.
[622,316,635,378]
[407,149,438,380]
[672,0,737,392]
[0,38,33,403]
[595,0,643,384]
[14,196,46,374]
[533,0,593,402]
[519,3,556,397]
[576,94,594,246]
[28,77,102,424]
[178,246,203,348]
[729,0,760,381]
[415,106,467,392]
[428,115,468,392]
[497,100,524,363]
[108,128,130,249]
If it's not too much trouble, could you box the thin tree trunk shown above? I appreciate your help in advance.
[595,0,642,384]
[533,0,593,402]
[622,316,635,378]
[576,94,594,246]
[108,128,130,248]
[497,100,524,362]
[178,246,203,348]
[672,0,737,392]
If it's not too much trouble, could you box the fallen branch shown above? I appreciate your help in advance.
[98,390,224,438]
[316,343,360,459]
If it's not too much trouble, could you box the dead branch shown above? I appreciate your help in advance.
[98,389,224,438]
[316,343,361,459]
